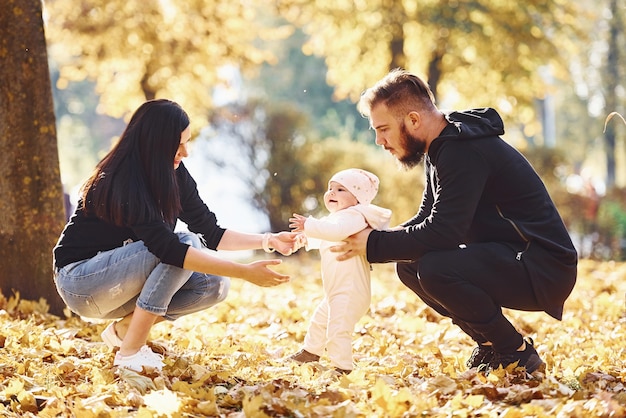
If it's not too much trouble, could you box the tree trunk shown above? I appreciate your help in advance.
[0,1,68,316]
[603,0,621,188]
[386,0,406,72]
[427,48,444,103]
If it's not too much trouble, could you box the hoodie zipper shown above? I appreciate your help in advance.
[495,205,530,260]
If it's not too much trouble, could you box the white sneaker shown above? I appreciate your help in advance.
[101,322,123,349]
[114,345,164,371]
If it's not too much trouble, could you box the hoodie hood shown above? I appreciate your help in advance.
[351,203,392,230]
[427,108,505,162]
[440,108,505,140]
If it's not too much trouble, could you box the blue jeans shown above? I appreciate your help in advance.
[53,232,230,321]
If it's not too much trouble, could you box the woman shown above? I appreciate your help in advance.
[53,99,296,372]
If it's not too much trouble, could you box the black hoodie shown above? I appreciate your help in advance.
[367,108,577,320]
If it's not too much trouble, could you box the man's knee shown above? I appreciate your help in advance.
[397,258,447,305]
[415,252,447,295]
[396,262,419,288]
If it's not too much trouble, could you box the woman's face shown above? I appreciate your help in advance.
[174,126,191,169]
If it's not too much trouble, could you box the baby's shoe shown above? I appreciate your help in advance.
[289,349,320,363]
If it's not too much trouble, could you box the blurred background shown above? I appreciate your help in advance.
[44,0,625,260]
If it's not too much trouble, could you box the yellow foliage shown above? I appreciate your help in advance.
[143,389,181,417]
[276,0,591,124]
[0,259,624,416]
[44,0,288,134]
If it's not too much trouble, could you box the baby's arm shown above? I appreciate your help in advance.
[303,210,368,242]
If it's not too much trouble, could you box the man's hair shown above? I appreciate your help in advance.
[81,99,190,226]
[357,68,437,119]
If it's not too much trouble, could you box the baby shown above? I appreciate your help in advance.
[288,168,391,373]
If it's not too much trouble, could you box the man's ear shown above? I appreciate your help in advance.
[406,111,421,130]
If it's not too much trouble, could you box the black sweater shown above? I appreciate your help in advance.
[53,162,226,269]
[367,108,577,319]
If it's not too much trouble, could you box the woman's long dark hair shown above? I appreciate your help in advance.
[81,99,190,226]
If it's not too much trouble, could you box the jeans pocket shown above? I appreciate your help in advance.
[57,288,102,318]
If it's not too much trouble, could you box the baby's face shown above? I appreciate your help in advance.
[324,181,358,213]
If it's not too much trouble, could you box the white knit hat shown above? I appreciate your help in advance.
[329,168,380,205]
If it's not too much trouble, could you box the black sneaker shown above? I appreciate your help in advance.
[466,344,494,370]
[489,338,545,374]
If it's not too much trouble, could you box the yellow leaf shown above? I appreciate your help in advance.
[243,393,272,418]
[449,393,465,410]
[143,389,181,417]
[442,362,457,377]
[428,374,458,395]
[463,394,484,408]
[2,378,25,397]
[196,399,219,416]
[117,368,156,394]
[487,371,503,383]
[38,397,65,418]
[17,390,39,413]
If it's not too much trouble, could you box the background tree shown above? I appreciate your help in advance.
[246,27,368,141]
[602,0,624,188]
[275,0,586,140]
[550,0,625,189]
[204,99,309,232]
[44,0,289,132]
[43,0,626,260]
[0,0,67,315]
[206,99,422,233]
[49,60,125,191]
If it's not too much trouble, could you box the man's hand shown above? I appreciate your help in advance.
[330,228,372,261]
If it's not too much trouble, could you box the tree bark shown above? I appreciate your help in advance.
[0,0,68,316]
[603,0,621,188]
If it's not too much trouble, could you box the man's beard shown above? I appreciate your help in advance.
[397,121,427,170]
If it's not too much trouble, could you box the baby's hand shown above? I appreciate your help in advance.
[294,233,307,251]
[289,213,306,233]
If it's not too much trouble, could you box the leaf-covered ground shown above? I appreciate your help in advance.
[0,258,624,417]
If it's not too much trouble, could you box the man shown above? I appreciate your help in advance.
[334,68,577,374]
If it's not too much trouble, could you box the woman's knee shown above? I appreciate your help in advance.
[215,276,230,303]
[177,232,203,249]
[195,274,230,304]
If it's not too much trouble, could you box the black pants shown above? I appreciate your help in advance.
[397,242,542,352]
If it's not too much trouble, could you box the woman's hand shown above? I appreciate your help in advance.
[183,246,291,285]
[244,259,290,287]
[270,231,299,256]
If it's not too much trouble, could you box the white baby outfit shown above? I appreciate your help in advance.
[299,169,391,371]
